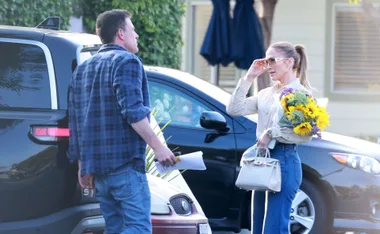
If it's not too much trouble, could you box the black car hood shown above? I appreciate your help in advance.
[310,131,380,160]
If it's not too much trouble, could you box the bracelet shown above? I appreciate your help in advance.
[266,129,273,138]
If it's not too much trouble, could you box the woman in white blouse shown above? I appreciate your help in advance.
[227,41,313,234]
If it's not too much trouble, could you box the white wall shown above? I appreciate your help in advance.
[272,0,380,138]
[271,0,326,94]
[68,16,84,32]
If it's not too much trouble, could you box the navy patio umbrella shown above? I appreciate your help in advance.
[200,0,233,84]
[231,0,265,70]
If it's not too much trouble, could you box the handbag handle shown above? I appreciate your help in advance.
[243,147,271,164]
[255,147,271,158]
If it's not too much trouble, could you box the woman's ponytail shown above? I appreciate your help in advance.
[294,44,312,90]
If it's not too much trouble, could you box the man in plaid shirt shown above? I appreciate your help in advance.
[68,10,177,234]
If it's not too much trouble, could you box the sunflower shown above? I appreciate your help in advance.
[287,105,308,124]
[308,97,316,104]
[287,104,304,113]
[294,122,312,136]
[281,97,289,112]
[316,111,330,130]
[282,93,297,112]
[305,102,319,118]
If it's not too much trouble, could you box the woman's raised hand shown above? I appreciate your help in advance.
[244,59,268,82]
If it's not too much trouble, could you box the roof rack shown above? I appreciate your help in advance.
[36,16,61,30]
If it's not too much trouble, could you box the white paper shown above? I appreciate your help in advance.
[155,151,206,174]
[198,223,210,234]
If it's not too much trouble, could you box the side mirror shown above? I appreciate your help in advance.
[200,111,228,131]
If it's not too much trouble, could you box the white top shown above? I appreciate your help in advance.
[226,78,312,144]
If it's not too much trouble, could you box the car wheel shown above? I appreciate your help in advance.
[290,179,330,234]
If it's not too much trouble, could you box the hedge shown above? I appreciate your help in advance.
[0,0,72,30]
[79,0,185,69]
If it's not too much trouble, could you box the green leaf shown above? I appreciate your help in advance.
[0,0,73,29]
[144,111,184,180]
[81,0,185,69]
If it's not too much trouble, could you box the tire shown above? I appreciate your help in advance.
[290,179,332,234]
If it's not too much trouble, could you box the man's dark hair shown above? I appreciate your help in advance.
[96,10,131,44]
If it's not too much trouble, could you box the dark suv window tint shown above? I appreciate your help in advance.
[0,42,50,109]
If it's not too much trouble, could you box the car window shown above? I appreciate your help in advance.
[0,42,50,109]
[79,47,99,65]
[149,81,210,128]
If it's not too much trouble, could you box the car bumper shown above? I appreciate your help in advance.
[0,203,210,234]
[322,167,380,232]
[153,213,209,234]
[333,218,380,233]
[73,214,210,234]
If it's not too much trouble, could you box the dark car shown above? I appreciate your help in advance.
[0,25,210,234]
[142,66,380,234]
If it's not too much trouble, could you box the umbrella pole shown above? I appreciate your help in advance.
[216,64,220,86]
[210,65,220,86]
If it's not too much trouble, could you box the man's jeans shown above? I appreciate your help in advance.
[94,163,151,234]
[253,143,302,234]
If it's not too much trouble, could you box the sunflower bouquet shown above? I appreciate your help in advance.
[278,88,330,138]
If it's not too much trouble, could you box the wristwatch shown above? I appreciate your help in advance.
[266,129,273,138]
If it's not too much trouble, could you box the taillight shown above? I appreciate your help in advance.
[29,126,69,142]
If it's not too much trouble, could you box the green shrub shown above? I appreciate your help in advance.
[0,0,72,30]
[80,0,185,69]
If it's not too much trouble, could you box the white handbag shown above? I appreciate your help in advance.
[235,147,281,192]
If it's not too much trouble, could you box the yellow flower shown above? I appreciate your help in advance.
[281,97,289,112]
[308,97,315,104]
[286,93,294,99]
[287,105,308,124]
[294,122,312,136]
[287,105,304,113]
[316,109,330,130]
[305,103,319,118]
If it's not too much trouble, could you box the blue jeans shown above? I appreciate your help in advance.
[94,163,151,234]
[253,143,302,234]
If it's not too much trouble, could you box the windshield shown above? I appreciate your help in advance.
[192,77,258,123]
[147,67,259,123]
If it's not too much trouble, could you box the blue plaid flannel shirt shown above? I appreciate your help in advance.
[67,44,150,176]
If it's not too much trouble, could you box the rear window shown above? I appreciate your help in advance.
[0,42,51,109]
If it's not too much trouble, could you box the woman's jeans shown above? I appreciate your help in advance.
[253,143,302,234]
[94,162,151,234]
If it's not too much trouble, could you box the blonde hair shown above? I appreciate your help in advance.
[270,41,312,90]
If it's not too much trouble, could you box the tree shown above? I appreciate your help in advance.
[257,0,279,90]
[259,0,278,49]
[78,0,185,69]
[0,0,72,29]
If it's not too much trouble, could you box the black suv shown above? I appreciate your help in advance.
[0,25,101,233]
